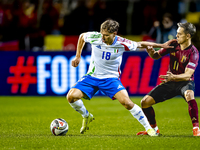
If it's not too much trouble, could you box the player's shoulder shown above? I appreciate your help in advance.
[190,45,199,59]
[116,35,134,45]
[170,40,178,47]
[168,40,180,52]
[85,31,102,38]
[84,31,102,44]
[191,45,199,52]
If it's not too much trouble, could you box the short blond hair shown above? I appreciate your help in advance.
[100,20,119,33]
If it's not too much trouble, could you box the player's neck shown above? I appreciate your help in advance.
[107,36,116,45]
[180,40,191,50]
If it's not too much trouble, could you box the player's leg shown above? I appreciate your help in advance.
[137,95,160,135]
[66,75,97,134]
[184,89,200,136]
[114,90,157,136]
[137,82,177,136]
[141,96,158,130]
[67,88,95,134]
[180,81,200,136]
[67,88,88,117]
[99,78,157,136]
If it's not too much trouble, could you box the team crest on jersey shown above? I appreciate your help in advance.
[181,55,187,63]
[96,45,101,49]
[171,52,176,56]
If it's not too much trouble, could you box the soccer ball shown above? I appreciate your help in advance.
[50,118,68,136]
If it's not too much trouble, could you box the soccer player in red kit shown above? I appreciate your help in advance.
[137,22,200,136]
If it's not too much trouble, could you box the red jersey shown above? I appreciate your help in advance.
[158,41,199,80]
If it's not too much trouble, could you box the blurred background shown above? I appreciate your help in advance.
[0,0,200,51]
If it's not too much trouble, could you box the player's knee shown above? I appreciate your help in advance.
[125,101,134,110]
[141,95,154,108]
[121,98,134,110]
[66,93,73,103]
[184,90,194,101]
[141,99,146,108]
[66,90,76,103]
[66,88,83,103]
[141,95,148,107]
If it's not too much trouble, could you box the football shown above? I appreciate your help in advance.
[50,118,69,136]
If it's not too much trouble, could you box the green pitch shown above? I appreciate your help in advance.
[0,96,200,150]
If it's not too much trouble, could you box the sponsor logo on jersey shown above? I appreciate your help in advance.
[96,45,101,49]
[171,52,176,56]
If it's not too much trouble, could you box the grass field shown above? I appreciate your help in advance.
[0,96,200,150]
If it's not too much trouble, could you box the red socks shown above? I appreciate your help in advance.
[143,99,199,129]
[187,99,199,128]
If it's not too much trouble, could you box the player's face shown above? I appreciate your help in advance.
[101,30,116,45]
[176,27,189,44]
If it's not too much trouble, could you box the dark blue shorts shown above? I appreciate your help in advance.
[73,75,125,100]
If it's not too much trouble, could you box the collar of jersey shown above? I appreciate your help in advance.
[111,36,118,45]
[184,44,192,50]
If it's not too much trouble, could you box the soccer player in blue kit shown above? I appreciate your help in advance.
[66,19,174,136]
[137,22,200,136]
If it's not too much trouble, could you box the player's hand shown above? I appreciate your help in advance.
[146,46,154,52]
[159,71,174,83]
[71,57,81,67]
[161,39,177,49]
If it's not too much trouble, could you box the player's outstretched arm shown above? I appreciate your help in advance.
[72,33,86,67]
[137,39,176,49]
[146,46,161,60]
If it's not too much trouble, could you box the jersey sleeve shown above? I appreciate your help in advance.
[158,41,176,56]
[127,41,138,51]
[83,32,102,44]
[158,48,169,56]
[186,50,199,70]
[117,36,138,51]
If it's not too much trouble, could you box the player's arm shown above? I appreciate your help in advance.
[72,33,86,67]
[145,46,162,60]
[137,39,176,49]
[159,68,194,83]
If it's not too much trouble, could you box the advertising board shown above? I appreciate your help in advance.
[1,51,199,96]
